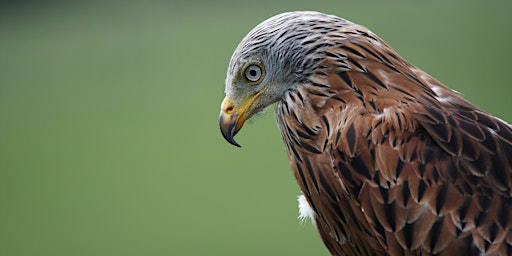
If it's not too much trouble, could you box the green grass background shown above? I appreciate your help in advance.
[1,1,511,255]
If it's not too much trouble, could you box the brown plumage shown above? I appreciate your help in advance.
[219,11,512,255]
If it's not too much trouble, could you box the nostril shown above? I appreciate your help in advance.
[225,106,234,114]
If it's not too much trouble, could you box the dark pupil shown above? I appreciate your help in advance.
[249,69,257,77]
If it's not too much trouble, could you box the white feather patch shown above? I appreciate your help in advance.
[297,194,316,225]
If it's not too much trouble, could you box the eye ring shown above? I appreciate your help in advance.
[244,64,262,82]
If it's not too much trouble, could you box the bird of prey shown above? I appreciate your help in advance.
[219,11,512,256]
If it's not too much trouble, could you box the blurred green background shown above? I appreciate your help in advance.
[1,1,511,255]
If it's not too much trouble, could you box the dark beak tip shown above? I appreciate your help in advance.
[219,114,242,148]
[229,139,242,148]
[221,129,242,148]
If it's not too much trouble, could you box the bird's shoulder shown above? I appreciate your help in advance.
[287,32,512,253]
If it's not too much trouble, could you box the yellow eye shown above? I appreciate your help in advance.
[244,64,262,82]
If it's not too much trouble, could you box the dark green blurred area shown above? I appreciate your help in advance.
[1,1,511,255]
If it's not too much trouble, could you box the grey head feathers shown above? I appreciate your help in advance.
[226,11,356,88]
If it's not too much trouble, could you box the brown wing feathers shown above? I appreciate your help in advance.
[278,29,512,255]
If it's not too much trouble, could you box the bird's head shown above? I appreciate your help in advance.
[219,11,353,147]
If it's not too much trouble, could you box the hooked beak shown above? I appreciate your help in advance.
[219,97,243,147]
[219,87,267,147]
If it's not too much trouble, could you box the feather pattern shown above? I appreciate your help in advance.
[222,11,512,256]
[272,14,512,256]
